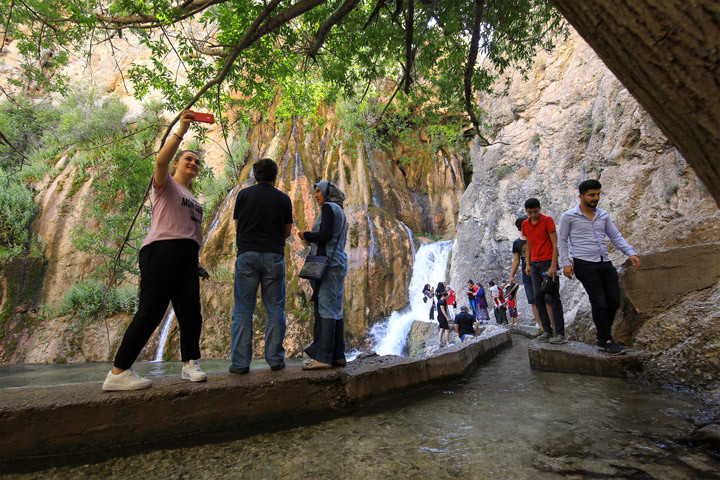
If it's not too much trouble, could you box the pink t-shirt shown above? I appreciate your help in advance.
[141,175,203,248]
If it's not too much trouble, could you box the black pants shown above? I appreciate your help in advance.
[573,258,621,344]
[530,260,565,335]
[114,239,202,369]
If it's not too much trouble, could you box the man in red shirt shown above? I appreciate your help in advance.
[522,197,566,344]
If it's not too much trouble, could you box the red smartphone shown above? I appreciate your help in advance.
[188,110,215,124]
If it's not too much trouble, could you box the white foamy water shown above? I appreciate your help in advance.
[368,240,452,356]
[154,308,175,362]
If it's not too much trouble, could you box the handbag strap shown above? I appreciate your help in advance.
[325,208,347,262]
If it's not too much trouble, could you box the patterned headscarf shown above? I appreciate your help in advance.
[315,180,346,209]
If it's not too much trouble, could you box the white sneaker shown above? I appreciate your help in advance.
[102,368,152,391]
[182,359,207,382]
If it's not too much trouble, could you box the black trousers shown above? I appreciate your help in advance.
[573,258,621,344]
[530,260,565,335]
[114,239,202,369]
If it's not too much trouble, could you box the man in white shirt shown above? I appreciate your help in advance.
[558,179,642,355]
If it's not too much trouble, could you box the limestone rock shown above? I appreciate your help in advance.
[449,29,719,392]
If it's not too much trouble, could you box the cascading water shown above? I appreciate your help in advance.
[368,240,452,356]
[154,308,175,362]
[203,184,240,251]
[399,221,416,259]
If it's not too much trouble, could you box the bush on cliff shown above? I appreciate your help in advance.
[0,174,39,260]
[57,279,138,320]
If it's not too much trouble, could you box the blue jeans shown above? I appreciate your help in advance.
[530,260,564,335]
[231,252,286,369]
[468,298,478,319]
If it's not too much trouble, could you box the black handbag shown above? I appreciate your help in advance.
[298,255,330,280]
[298,214,347,281]
[540,274,558,295]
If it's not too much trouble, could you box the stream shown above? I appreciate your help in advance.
[3,336,717,479]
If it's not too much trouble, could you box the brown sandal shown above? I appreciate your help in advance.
[302,360,332,370]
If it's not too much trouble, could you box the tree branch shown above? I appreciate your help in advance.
[0,0,15,54]
[404,0,414,93]
[304,0,361,59]
[95,0,227,30]
[463,0,490,145]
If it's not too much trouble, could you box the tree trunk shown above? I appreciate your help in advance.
[549,0,720,207]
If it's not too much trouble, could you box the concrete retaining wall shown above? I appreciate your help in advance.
[0,331,511,469]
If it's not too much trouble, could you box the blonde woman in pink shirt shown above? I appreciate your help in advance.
[103,111,207,391]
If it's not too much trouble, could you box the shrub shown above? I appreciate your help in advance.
[583,120,603,140]
[0,95,57,168]
[494,165,513,180]
[0,177,39,252]
[664,182,679,201]
[530,133,540,146]
[48,83,127,146]
[57,279,138,320]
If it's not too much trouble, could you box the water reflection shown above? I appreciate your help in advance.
[2,337,718,479]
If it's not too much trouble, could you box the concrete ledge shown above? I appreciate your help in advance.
[0,331,511,468]
[506,324,540,338]
[527,340,644,378]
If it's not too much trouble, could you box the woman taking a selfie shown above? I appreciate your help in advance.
[103,110,207,391]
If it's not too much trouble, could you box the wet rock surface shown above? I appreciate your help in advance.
[527,340,644,378]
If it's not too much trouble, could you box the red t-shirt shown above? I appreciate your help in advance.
[521,214,556,262]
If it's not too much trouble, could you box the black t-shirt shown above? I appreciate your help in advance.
[455,312,476,336]
[512,238,529,273]
[437,298,449,322]
[233,182,293,255]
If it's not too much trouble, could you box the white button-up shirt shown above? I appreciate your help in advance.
[558,205,636,268]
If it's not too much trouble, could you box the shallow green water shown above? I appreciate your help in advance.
[2,338,718,479]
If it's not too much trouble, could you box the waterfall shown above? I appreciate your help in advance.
[368,240,452,356]
[204,184,240,248]
[154,308,175,362]
[366,211,377,261]
[399,221,416,259]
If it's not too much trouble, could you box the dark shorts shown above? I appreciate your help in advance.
[522,274,551,305]
[438,316,450,330]
[508,306,518,318]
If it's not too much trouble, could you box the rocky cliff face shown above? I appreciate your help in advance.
[449,31,720,394]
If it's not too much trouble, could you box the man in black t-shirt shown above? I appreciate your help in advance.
[454,306,478,341]
[229,158,293,374]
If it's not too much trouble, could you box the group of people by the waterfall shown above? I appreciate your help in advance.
[505,183,642,355]
[103,111,348,391]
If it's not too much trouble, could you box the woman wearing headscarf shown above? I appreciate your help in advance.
[475,281,490,324]
[422,284,435,320]
[298,181,348,370]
